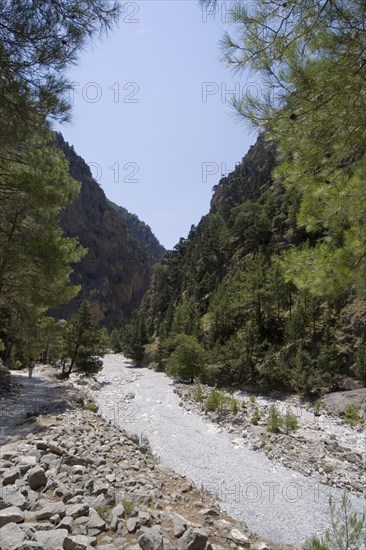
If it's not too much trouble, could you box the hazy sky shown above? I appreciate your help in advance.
[56,1,258,250]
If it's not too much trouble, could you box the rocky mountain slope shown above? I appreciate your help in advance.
[51,133,165,329]
[134,134,366,392]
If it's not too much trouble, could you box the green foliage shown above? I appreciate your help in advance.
[205,389,238,414]
[62,301,108,378]
[344,405,362,428]
[193,384,204,402]
[84,400,98,413]
[307,493,366,550]
[122,316,147,365]
[355,342,366,387]
[251,408,261,425]
[167,333,205,383]
[205,390,223,413]
[283,409,299,434]
[122,499,134,519]
[267,404,283,433]
[0,1,119,365]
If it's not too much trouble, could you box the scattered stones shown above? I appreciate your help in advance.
[137,527,164,550]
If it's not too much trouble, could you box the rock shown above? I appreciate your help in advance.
[126,517,138,533]
[137,527,164,550]
[1,484,27,510]
[0,521,27,548]
[229,528,250,548]
[87,509,106,535]
[28,466,47,490]
[138,510,151,526]
[63,534,97,549]
[252,543,269,550]
[35,528,69,550]
[178,528,208,550]
[36,502,66,520]
[3,467,21,485]
[172,515,187,538]
[16,543,47,549]
[0,505,25,527]
[180,483,191,493]
[57,516,74,532]
[65,503,89,519]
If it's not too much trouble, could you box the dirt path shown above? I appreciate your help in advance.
[0,366,81,448]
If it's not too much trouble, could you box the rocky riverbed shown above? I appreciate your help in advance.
[173,383,366,496]
[86,355,366,548]
[0,367,290,550]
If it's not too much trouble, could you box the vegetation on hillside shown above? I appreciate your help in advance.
[122,1,366,393]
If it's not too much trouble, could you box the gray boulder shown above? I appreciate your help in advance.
[137,527,164,550]
[34,528,68,550]
[28,466,47,490]
[0,521,27,548]
[178,528,208,550]
[0,505,25,527]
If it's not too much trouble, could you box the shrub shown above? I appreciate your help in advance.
[122,499,134,519]
[205,390,222,412]
[283,409,299,433]
[267,404,283,433]
[84,400,98,413]
[230,397,239,414]
[355,341,366,387]
[344,404,362,427]
[250,395,256,404]
[251,408,261,425]
[193,384,204,402]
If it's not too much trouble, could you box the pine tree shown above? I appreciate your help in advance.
[62,302,108,378]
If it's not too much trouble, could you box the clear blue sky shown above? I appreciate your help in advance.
[56,1,258,250]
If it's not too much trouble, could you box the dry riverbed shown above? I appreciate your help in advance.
[0,367,292,550]
[173,383,366,496]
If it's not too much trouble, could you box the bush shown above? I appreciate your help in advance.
[84,400,98,413]
[251,408,261,425]
[355,341,366,387]
[230,397,239,414]
[205,390,222,412]
[344,404,362,427]
[193,384,204,402]
[283,409,299,433]
[267,404,283,433]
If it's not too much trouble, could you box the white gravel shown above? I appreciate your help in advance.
[94,354,366,548]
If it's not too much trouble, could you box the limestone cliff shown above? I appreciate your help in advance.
[52,133,164,329]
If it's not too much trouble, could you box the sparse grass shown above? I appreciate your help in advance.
[96,504,110,520]
[250,395,257,404]
[84,399,98,413]
[241,399,247,409]
[122,499,134,518]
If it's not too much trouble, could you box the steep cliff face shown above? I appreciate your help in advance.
[52,133,163,329]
